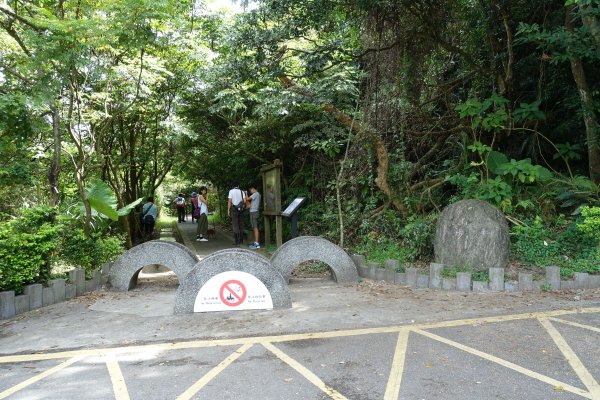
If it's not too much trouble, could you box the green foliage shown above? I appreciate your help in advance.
[400,214,436,261]
[60,229,125,276]
[85,180,143,221]
[553,175,599,209]
[0,207,60,293]
[0,205,126,292]
[511,216,599,277]
[353,236,408,265]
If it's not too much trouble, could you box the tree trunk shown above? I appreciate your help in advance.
[278,75,407,215]
[48,104,61,206]
[565,7,600,184]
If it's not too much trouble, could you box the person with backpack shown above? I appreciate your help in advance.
[174,193,186,223]
[195,186,209,242]
[227,181,246,245]
[141,196,158,240]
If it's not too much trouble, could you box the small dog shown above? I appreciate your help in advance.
[206,228,216,239]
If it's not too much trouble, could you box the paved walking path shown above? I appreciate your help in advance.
[1,219,599,399]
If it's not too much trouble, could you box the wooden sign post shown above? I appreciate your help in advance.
[261,159,283,247]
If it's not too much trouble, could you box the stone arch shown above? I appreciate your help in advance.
[109,240,198,291]
[175,249,291,313]
[270,236,358,283]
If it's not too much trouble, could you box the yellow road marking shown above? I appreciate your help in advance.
[262,342,348,400]
[548,317,600,334]
[0,356,84,399]
[106,355,130,400]
[1,307,599,364]
[538,318,600,398]
[384,328,411,400]
[176,343,253,400]
[413,328,592,399]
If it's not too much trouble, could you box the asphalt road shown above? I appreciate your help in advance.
[1,221,599,400]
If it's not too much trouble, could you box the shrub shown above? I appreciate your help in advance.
[60,228,125,277]
[353,235,408,266]
[400,214,436,261]
[511,215,598,277]
[0,207,60,293]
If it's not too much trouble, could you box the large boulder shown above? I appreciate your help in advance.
[434,199,509,271]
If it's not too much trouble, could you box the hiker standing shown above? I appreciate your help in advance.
[174,193,186,223]
[247,184,261,249]
[196,187,209,242]
[141,197,158,240]
[227,181,246,245]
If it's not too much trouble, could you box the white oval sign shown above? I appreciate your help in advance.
[194,271,273,312]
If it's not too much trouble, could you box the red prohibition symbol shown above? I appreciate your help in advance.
[219,280,247,307]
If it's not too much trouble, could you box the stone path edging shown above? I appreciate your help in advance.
[174,249,292,313]
[109,240,198,291]
[351,254,600,292]
[1,269,103,320]
[270,236,359,283]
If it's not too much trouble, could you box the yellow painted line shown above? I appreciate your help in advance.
[106,356,130,400]
[548,317,600,334]
[262,342,348,400]
[176,343,253,400]
[384,328,411,400]
[0,356,84,399]
[538,318,600,398]
[413,329,592,399]
[1,307,599,364]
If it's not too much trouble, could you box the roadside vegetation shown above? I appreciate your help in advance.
[1,0,599,292]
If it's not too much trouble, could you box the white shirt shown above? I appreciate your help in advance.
[228,187,246,206]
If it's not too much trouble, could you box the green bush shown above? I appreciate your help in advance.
[0,207,60,293]
[353,235,408,268]
[0,206,127,293]
[400,214,436,261]
[511,215,599,277]
[60,228,125,277]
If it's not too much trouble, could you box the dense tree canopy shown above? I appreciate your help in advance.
[1,0,599,279]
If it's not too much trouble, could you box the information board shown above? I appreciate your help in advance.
[281,197,307,217]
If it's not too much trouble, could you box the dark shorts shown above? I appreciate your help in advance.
[250,211,259,228]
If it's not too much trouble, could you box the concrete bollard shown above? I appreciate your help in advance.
[442,277,456,290]
[15,295,30,315]
[489,268,504,291]
[406,268,419,287]
[574,272,590,289]
[417,274,429,288]
[23,284,43,310]
[49,279,66,302]
[561,280,576,290]
[473,281,489,292]
[456,272,472,291]
[545,266,561,290]
[429,263,444,289]
[375,266,386,281]
[518,273,533,291]
[367,262,379,280]
[351,255,368,278]
[42,287,55,306]
[65,283,76,299]
[0,291,16,319]
[395,272,407,285]
[385,259,400,283]
[69,269,86,296]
